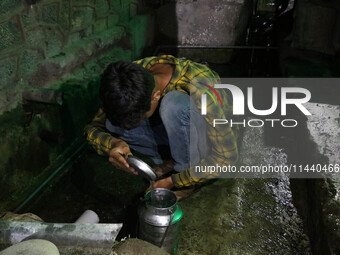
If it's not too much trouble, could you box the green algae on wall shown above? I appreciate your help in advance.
[0,0,150,212]
[0,106,58,210]
[0,46,136,211]
[0,84,97,211]
[0,77,99,211]
[0,0,140,113]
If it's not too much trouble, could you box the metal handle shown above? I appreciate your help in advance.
[159,213,174,248]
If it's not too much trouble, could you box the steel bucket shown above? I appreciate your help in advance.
[138,188,183,255]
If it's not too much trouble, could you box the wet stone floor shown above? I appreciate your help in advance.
[177,178,311,255]
[23,100,340,254]
[22,138,313,254]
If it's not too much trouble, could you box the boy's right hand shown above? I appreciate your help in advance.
[108,139,138,175]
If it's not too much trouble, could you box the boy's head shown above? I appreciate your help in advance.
[99,62,156,130]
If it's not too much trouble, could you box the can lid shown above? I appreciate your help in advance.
[126,155,157,181]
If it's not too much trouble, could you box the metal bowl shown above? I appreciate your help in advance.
[126,155,157,181]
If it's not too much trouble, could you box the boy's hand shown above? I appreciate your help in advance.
[145,176,174,193]
[109,139,138,175]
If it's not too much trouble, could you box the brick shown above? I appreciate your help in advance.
[41,3,59,24]
[0,0,23,15]
[0,20,23,52]
[83,25,93,37]
[71,6,95,32]
[73,26,93,40]
[94,18,107,33]
[108,14,119,27]
[26,27,64,58]
[72,0,95,5]
[109,0,121,11]
[59,0,71,31]
[65,31,81,48]
[90,25,125,47]
[45,29,64,58]
[0,87,22,114]
[95,0,109,18]
[20,49,44,77]
[21,5,39,28]
[0,56,17,89]
[80,39,97,56]
[25,28,44,49]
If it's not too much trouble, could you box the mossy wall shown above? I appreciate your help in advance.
[0,0,152,211]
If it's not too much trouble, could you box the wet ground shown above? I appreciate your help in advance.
[178,178,310,255]
[21,144,312,254]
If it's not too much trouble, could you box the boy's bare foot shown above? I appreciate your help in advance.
[152,159,174,178]
[173,186,201,201]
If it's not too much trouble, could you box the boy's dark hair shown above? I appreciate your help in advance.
[99,62,154,129]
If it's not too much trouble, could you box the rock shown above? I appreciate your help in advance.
[0,239,59,255]
[112,238,170,255]
[305,103,340,165]
[0,212,43,222]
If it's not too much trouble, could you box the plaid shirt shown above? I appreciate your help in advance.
[84,55,238,188]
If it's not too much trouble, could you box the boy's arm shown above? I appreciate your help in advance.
[84,108,117,156]
[84,108,137,174]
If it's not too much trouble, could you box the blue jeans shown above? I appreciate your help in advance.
[105,91,208,172]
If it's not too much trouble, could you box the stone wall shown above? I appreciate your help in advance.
[0,0,144,113]
[154,0,251,63]
[0,0,152,211]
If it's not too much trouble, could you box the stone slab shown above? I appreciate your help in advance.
[112,238,170,255]
[0,239,59,255]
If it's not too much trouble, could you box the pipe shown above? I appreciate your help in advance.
[0,221,122,249]
[13,138,87,213]
[74,210,100,224]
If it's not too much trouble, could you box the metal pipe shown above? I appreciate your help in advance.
[13,138,87,213]
[0,221,122,249]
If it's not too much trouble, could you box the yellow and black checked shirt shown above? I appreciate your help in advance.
[84,55,238,188]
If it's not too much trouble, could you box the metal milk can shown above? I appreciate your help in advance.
[138,188,183,255]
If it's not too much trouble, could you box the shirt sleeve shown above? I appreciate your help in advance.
[171,68,239,188]
[84,108,115,156]
[133,56,154,68]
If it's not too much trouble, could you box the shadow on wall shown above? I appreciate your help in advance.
[140,0,178,56]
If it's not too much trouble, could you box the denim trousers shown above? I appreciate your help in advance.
[105,91,208,172]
